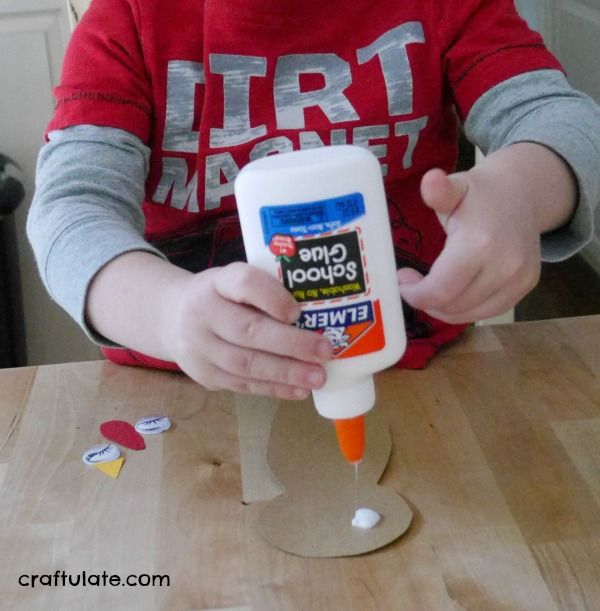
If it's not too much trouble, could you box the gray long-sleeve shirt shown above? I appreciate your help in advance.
[27,70,600,345]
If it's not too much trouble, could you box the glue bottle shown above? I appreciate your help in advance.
[234,145,406,464]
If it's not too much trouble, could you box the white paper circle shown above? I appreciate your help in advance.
[351,507,381,530]
[82,443,121,465]
[134,415,171,435]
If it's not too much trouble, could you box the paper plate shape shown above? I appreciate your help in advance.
[134,415,171,435]
[82,443,120,465]
[259,403,413,558]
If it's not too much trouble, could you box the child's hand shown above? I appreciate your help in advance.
[397,143,576,323]
[165,263,332,400]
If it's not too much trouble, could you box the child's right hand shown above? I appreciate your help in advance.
[163,262,333,400]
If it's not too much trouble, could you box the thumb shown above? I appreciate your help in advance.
[421,169,469,226]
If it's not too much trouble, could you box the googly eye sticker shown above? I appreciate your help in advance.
[134,415,171,435]
[82,442,121,465]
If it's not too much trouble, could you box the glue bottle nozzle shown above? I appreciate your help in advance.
[333,415,365,464]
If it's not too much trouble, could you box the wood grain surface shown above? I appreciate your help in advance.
[1,316,600,610]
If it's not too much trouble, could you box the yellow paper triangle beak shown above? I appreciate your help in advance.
[95,456,125,479]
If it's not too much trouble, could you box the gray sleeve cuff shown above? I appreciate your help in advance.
[27,125,167,347]
[464,70,600,262]
[46,218,165,348]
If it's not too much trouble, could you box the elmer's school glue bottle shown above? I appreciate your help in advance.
[234,145,406,464]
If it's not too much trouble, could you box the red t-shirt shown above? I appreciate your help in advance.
[49,0,560,369]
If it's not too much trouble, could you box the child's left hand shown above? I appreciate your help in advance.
[397,143,577,323]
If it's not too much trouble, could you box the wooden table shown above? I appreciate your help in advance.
[1,316,600,610]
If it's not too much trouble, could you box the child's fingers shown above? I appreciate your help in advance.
[396,267,424,284]
[182,359,312,401]
[398,235,481,311]
[210,297,332,364]
[214,262,301,323]
[430,254,540,318]
[420,168,469,218]
[205,333,327,391]
[424,282,524,324]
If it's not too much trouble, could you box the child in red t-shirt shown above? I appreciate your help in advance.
[28,0,600,398]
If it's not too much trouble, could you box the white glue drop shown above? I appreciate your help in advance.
[352,507,381,529]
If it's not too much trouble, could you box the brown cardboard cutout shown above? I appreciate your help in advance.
[259,402,413,557]
[235,396,283,503]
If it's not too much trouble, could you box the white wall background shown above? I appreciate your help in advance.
[516,0,544,29]
[0,0,100,365]
[65,0,92,27]
[68,0,90,23]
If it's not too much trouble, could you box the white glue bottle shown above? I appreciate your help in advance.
[235,145,406,463]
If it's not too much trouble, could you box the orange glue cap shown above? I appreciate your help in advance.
[333,415,366,464]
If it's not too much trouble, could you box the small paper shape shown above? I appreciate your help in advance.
[95,456,124,479]
[134,415,171,435]
[100,420,146,450]
[82,443,120,465]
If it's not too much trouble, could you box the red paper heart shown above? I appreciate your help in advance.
[100,420,146,450]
